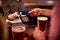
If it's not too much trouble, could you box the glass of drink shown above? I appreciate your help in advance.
[37,17,48,31]
[12,25,26,40]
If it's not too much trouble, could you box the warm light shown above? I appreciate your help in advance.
[37,17,48,21]
[47,1,54,4]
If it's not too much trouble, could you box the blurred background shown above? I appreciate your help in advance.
[0,0,56,40]
[0,0,55,13]
[0,0,55,24]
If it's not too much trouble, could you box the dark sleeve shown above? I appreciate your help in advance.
[2,0,24,19]
[2,5,11,18]
[2,0,18,18]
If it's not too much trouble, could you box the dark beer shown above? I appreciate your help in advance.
[12,26,25,40]
[37,17,48,31]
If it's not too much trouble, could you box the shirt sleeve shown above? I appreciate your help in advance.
[2,0,18,19]
[2,5,10,18]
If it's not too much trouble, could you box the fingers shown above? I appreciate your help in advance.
[29,11,39,17]
[28,10,34,14]
[37,11,42,16]
[33,27,46,40]
[33,27,40,40]
[28,8,42,17]
[8,12,20,20]
[29,13,38,17]
[13,12,20,17]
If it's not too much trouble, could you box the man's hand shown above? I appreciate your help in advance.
[8,12,20,20]
[28,8,42,17]
[28,8,52,17]
[33,27,45,40]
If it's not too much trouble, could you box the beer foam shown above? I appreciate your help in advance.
[37,17,48,21]
[12,26,25,32]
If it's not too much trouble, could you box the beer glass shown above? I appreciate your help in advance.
[37,17,48,31]
[12,25,26,40]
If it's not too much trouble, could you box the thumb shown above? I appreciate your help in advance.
[14,12,20,17]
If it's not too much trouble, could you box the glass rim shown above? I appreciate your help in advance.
[12,26,26,32]
[37,17,48,21]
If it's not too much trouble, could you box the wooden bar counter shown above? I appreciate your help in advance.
[0,1,54,7]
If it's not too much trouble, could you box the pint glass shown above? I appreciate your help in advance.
[12,26,26,40]
[37,17,48,31]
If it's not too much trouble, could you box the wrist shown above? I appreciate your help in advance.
[41,9,52,16]
[41,9,46,14]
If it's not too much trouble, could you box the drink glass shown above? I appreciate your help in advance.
[37,17,48,31]
[12,25,26,40]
